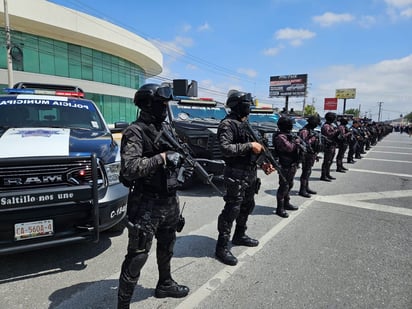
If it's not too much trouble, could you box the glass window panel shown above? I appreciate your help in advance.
[18,34,39,72]
[38,37,55,74]
[102,54,112,83]
[54,41,68,76]
[92,50,103,82]
[81,46,93,80]
[68,44,81,79]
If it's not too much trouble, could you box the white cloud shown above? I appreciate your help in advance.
[384,0,412,19]
[401,7,412,16]
[186,64,198,70]
[174,36,194,47]
[358,15,377,28]
[263,46,283,56]
[312,54,412,119]
[384,0,412,8]
[237,68,258,78]
[197,22,211,32]
[182,23,192,33]
[275,28,316,46]
[312,12,355,27]
[150,36,193,62]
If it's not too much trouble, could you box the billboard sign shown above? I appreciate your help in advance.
[335,88,356,99]
[269,74,307,97]
[324,98,338,110]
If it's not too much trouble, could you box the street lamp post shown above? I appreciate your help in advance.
[4,0,13,87]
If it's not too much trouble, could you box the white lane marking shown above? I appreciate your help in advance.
[348,168,412,178]
[361,158,412,164]
[370,151,412,155]
[174,200,314,309]
[315,192,412,217]
[319,190,412,201]
[373,146,412,149]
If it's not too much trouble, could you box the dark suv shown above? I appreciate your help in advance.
[248,107,280,149]
[167,79,226,180]
[0,82,128,255]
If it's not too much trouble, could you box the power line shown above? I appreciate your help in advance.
[53,0,265,86]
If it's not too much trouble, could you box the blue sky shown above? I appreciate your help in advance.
[50,0,412,121]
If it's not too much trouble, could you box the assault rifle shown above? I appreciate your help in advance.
[244,121,286,182]
[290,133,309,153]
[155,122,224,196]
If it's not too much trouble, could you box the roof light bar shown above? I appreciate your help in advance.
[250,107,276,114]
[174,95,217,106]
[3,88,84,98]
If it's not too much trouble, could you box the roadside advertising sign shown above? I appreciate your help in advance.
[335,88,356,99]
[324,98,338,110]
[269,74,307,97]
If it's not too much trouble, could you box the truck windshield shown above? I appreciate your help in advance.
[248,113,279,123]
[170,104,227,121]
[0,95,105,130]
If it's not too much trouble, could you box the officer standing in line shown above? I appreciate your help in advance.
[351,120,364,160]
[273,116,300,217]
[320,112,338,182]
[117,84,192,308]
[298,115,321,198]
[215,90,274,266]
[335,117,351,173]
[347,120,359,164]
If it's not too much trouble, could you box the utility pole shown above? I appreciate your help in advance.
[4,0,13,87]
[378,101,383,122]
[302,96,306,117]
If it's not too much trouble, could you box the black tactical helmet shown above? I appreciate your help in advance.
[307,115,320,129]
[325,112,337,122]
[340,117,348,125]
[277,116,293,132]
[226,90,252,108]
[134,83,173,111]
[226,90,253,118]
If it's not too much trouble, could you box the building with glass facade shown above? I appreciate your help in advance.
[0,0,163,124]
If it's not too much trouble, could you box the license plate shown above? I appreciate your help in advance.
[14,220,54,241]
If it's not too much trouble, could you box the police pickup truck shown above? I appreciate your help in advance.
[0,82,128,255]
[167,80,226,183]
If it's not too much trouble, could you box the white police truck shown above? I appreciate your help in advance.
[0,82,128,255]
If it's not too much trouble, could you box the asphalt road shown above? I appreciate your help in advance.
[0,132,411,309]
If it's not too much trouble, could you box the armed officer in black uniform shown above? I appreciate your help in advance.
[273,116,300,217]
[335,117,351,172]
[215,90,274,266]
[117,84,191,308]
[298,115,321,198]
[320,112,338,181]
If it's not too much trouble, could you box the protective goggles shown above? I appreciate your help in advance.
[138,86,173,101]
[239,92,253,103]
[155,86,173,100]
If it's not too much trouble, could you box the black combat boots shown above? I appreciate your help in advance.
[306,187,317,194]
[298,179,311,198]
[215,236,238,266]
[155,278,189,298]
[284,197,299,211]
[232,226,259,247]
[276,200,289,218]
[320,167,332,182]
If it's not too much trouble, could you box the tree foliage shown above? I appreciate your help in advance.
[304,104,317,116]
[404,112,412,123]
[344,108,360,117]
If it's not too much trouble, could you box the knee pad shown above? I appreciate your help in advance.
[127,252,149,279]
